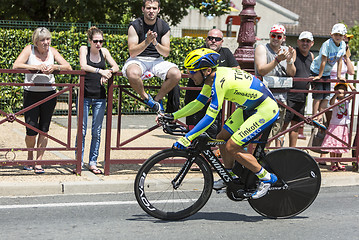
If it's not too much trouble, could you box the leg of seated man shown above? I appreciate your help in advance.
[155,66,181,101]
[126,63,147,100]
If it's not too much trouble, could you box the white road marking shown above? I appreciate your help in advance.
[0,199,192,209]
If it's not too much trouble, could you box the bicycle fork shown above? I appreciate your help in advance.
[171,152,197,189]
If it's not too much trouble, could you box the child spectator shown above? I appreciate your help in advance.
[310,23,347,123]
[321,82,355,171]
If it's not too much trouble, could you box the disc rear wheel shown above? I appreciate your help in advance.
[248,148,321,218]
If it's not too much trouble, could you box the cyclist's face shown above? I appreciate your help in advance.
[188,69,204,85]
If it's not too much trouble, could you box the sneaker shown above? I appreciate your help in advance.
[251,173,277,199]
[213,179,226,190]
[143,95,164,113]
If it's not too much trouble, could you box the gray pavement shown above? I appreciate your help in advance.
[0,115,358,197]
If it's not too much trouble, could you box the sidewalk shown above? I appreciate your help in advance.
[0,115,358,197]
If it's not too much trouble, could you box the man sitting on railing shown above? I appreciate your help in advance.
[122,0,181,114]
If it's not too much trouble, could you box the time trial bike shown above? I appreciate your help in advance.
[134,119,321,220]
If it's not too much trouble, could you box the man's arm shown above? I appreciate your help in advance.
[173,84,212,119]
[255,44,278,76]
[128,25,151,58]
[285,46,296,77]
[154,30,171,57]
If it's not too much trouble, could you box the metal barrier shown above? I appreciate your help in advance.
[0,69,86,174]
[267,78,359,166]
[0,69,358,175]
[103,75,359,175]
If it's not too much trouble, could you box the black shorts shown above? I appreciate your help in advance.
[284,99,306,123]
[23,90,57,136]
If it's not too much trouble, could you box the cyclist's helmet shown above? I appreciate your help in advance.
[184,48,220,71]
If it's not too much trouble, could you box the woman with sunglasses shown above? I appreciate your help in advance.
[78,26,119,174]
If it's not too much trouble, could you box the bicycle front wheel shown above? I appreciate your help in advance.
[248,148,321,218]
[134,148,213,220]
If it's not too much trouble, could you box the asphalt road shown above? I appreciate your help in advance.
[0,185,358,240]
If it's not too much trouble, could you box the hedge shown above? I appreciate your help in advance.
[0,28,205,113]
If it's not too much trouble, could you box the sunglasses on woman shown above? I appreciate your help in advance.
[92,40,104,44]
[271,34,283,40]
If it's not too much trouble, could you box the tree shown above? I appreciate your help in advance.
[0,0,231,26]
[348,22,359,61]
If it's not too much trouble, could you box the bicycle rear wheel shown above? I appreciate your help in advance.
[248,148,321,218]
[134,148,213,220]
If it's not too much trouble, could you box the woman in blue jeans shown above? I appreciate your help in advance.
[78,26,119,174]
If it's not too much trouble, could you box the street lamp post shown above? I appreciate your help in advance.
[234,0,257,74]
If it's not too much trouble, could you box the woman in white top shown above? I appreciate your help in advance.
[13,27,72,174]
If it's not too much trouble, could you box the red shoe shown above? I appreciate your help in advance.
[337,165,346,171]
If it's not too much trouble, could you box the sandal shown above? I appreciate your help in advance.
[34,167,45,174]
[23,166,33,170]
[330,165,338,172]
[89,168,103,174]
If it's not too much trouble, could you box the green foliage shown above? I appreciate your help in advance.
[0,0,230,26]
[199,0,231,17]
[348,23,359,61]
[0,28,205,113]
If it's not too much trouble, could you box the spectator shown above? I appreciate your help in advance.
[184,28,240,138]
[122,0,181,114]
[321,82,355,171]
[254,24,295,147]
[12,27,72,174]
[330,34,355,89]
[77,26,119,174]
[310,23,347,123]
[324,33,355,166]
[281,31,314,147]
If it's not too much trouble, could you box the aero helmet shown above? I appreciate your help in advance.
[184,48,220,71]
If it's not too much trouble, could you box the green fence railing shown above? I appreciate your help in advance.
[0,20,128,34]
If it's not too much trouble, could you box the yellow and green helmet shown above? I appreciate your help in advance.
[184,48,220,71]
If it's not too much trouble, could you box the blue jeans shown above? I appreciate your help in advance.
[78,98,106,166]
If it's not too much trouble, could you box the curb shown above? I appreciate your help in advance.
[1,173,358,197]
[0,180,134,197]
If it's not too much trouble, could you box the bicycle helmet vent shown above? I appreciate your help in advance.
[184,48,220,71]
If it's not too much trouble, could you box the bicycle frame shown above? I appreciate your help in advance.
[170,123,274,192]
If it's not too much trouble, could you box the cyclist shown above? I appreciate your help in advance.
[158,48,279,199]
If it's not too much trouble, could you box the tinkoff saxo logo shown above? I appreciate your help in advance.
[238,119,266,141]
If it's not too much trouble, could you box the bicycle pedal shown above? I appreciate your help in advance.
[216,189,226,194]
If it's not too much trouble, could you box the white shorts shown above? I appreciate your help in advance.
[122,56,178,81]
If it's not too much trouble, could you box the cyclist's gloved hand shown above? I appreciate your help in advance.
[157,113,174,126]
[162,113,174,123]
[173,136,191,149]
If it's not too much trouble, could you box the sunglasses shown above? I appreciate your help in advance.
[271,34,283,40]
[92,40,104,44]
[188,70,198,74]
[207,36,223,42]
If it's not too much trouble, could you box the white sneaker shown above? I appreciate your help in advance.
[251,173,277,199]
[213,179,226,190]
